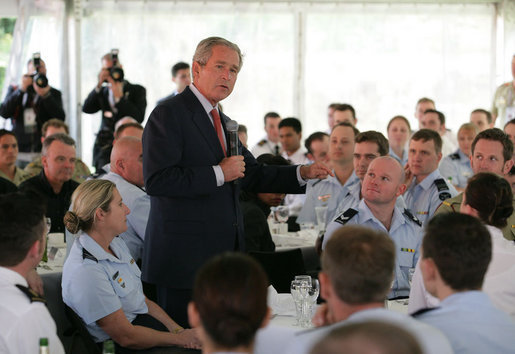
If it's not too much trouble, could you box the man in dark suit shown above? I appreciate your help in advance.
[142,37,331,327]
[0,57,65,161]
[83,52,147,172]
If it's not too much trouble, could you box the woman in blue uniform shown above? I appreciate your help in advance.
[62,179,200,352]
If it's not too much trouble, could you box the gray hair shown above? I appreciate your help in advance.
[192,37,243,71]
[42,133,76,156]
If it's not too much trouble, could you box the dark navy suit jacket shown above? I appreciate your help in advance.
[142,86,304,288]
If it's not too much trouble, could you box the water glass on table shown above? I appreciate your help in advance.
[290,276,319,328]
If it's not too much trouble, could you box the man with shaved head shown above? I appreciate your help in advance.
[101,136,148,262]
[324,156,423,298]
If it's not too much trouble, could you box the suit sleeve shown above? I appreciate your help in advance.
[116,85,146,123]
[82,88,103,114]
[143,105,219,198]
[39,88,65,120]
[0,86,23,118]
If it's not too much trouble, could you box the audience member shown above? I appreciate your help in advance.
[333,104,357,126]
[24,119,91,183]
[419,109,457,156]
[309,321,423,354]
[435,128,515,240]
[158,61,192,104]
[83,51,146,172]
[238,124,248,148]
[332,130,390,216]
[411,173,515,320]
[0,55,65,164]
[279,117,308,164]
[0,129,31,185]
[298,123,359,226]
[324,156,421,298]
[251,112,282,157]
[188,253,269,354]
[282,225,452,354]
[279,117,310,219]
[387,115,411,167]
[99,136,149,262]
[326,103,340,133]
[19,133,79,233]
[492,54,515,125]
[62,179,200,351]
[503,118,515,146]
[240,154,289,252]
[438,123,476,191]
[414,97,435,129]
[0,192,64,353]
[505,166,515,194]
[403,129,457,226]
[305,132,330,165]
[470,108,494,132]
[413,213,515,353]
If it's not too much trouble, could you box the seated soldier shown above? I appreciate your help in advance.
[0,129,31,185]
[24,119,91,183]
[62,180,200,351]
[19,134,79,233]
[0,192,64,353]
[188,253,270,354]
[414,213,515,353]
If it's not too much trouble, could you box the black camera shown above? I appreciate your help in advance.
[31,52,48,88]
[109,49,124,82]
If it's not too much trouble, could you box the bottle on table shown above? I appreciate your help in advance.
[39,337,49,354]
[103,339,115,354]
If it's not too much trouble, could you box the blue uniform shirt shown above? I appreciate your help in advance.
[324,199,422,298]
[415,291,515,354]
[62,232,148,342]
[439,149,473,189]
[403,169,458,226]
[297,172,359,226]
[389,147,408,167]
[102,172,150,261]
[332,181,407,221]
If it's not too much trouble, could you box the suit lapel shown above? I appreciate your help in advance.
[182,87,225,159]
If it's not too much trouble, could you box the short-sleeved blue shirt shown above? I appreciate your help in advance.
[62,232,148,342]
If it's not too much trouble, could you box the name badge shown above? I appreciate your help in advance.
[23,108,36,133]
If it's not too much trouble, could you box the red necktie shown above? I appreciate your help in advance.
[211,108,226,156]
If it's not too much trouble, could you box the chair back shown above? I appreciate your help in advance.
[64,304,101,354]
[249,248,306,293]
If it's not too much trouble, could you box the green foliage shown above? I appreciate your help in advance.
[0,18,15,91]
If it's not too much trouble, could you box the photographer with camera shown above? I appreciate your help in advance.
[0,53,65,166]
[83,50,147,172]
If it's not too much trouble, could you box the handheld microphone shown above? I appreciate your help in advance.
[226,119,240,185]
[226,120,239,157]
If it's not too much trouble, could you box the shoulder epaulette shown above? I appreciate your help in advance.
[82,248,98,263]
[411,307,439,318]
[449,152,460,160]
[403,208,422,227]
[16,284,46,303]
[257,139,267,146]
[434,178,451,201]
[312,179,322,187]
[334,208,358,225]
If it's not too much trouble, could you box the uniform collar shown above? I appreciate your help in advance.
[413,169,441,191]
[357,199,406,232]
[0,266,28,287]
[78,232,129,264]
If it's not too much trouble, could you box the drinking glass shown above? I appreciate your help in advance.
[315,206,328,232]
[290,280,304,326]
[299,278,320,328]
[275,206,289,224]
[41,217,52,262]
[408,268,416,287]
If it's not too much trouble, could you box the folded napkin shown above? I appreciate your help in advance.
[267,285,297,316]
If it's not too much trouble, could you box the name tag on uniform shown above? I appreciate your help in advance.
[23,108,36,133]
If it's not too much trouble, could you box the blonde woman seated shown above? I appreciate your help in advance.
[62,179,200,352]
[188,253,270,354]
